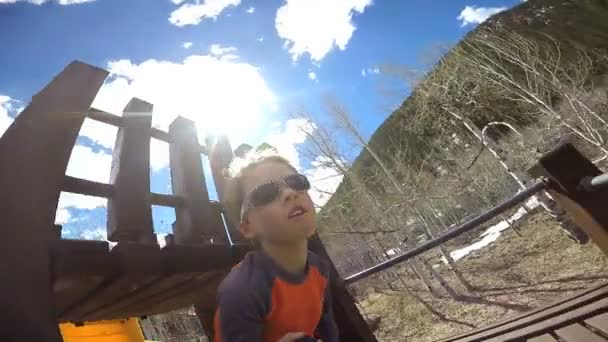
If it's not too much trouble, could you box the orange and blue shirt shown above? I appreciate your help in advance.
[213,250,339,342]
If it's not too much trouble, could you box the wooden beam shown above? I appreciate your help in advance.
[107,98,156,244]
[150,192,185,208]
[63,175,114,198]
[88,107,124,127]
[529,142,608,256]
[0,61,108,341]
[169,116,225,244]
[308,234,378,342]
[208,135,242,242]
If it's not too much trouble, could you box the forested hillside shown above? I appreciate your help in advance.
[301,1,608,340]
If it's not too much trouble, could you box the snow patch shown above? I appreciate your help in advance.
[445,196,540,263]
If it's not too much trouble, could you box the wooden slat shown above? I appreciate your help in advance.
[485,297,608,341]
[169,116,225,244]
[62,175,114,198]
[444,283,608,341]
[0,61,108,341]
[208,135,241,242]
[527,334,559,342]
[107,98,156,243]
[88,107,123,127]
[59,242,163,321]
[150,191,185,208]
[586,312,608,336]
[555,323,608,342]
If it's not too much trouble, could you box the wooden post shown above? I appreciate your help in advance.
[0,61,108,341]
[107,98,156,244]
[529,142,608,255]
[308,235,378,342]
[208,135,242,243]
[169,116,225,244]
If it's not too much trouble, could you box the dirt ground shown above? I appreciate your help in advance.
[357,213,608,342]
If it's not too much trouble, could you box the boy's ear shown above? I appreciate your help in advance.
[239,219,256,239]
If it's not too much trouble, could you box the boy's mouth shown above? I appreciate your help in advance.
[288,205,307,219]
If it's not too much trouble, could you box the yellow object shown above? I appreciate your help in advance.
[59,318,145,342]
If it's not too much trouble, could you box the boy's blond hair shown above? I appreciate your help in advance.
[222,151,295,226]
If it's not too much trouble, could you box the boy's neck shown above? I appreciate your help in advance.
[261,239,308,274]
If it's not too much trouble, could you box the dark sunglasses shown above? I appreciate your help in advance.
[241,174,311,219]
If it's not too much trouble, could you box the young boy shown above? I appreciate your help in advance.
[213,153,339,342]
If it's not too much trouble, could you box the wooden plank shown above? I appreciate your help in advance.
[85,273,197,321]
[207,135,242,242]
[443,283,608,341]
[527,334,559,342]
[484,297,608,341]
[529,143,608,255]
[586,312,608,336]
[555,323,608,342]
[59,242,163,322]
[0,61,108,341]
[120,271,225,319]
[107,98,156,243]
[169,116,225,244]
[62,175,114,198]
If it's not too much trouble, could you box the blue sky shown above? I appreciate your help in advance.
[0,0,522,243]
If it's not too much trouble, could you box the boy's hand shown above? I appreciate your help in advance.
[278,332,306,341]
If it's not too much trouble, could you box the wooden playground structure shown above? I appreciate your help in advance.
[1,61,608,341]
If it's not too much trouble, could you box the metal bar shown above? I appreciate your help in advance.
[150,192,185,208]
[580,173,608,191]
[344,179,548,284]
[62,175,114,198]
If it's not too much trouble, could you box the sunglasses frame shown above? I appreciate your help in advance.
[240,173,310,222]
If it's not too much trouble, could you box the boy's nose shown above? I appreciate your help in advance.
[280,185,300,202]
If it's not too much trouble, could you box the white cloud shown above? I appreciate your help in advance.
[275,0,372,62]
[78,227,107,240]
[171,0,185,4]
[169,0,241,27]
[307,71,317,81]
[457,5,506,27]
[304,156,344,208]
[55,208,72,224]
[182,41,193,49]
[209,43,237,56]
[90,53,276,158]
[246,6,254,13]
[0,95,15,137]
[66,144,113,184]
[264,118,315,171]
[0,0,95,4]
[79,118,118,149]
[360,66,379,77]
[58,191,107,210]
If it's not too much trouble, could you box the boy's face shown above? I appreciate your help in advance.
[239,161,317,245]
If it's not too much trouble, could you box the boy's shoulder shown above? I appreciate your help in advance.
[306,251,332,279]
[218,251,271,294]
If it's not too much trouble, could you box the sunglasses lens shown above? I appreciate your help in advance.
[249,183,281,207]
[285,174,311,191]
